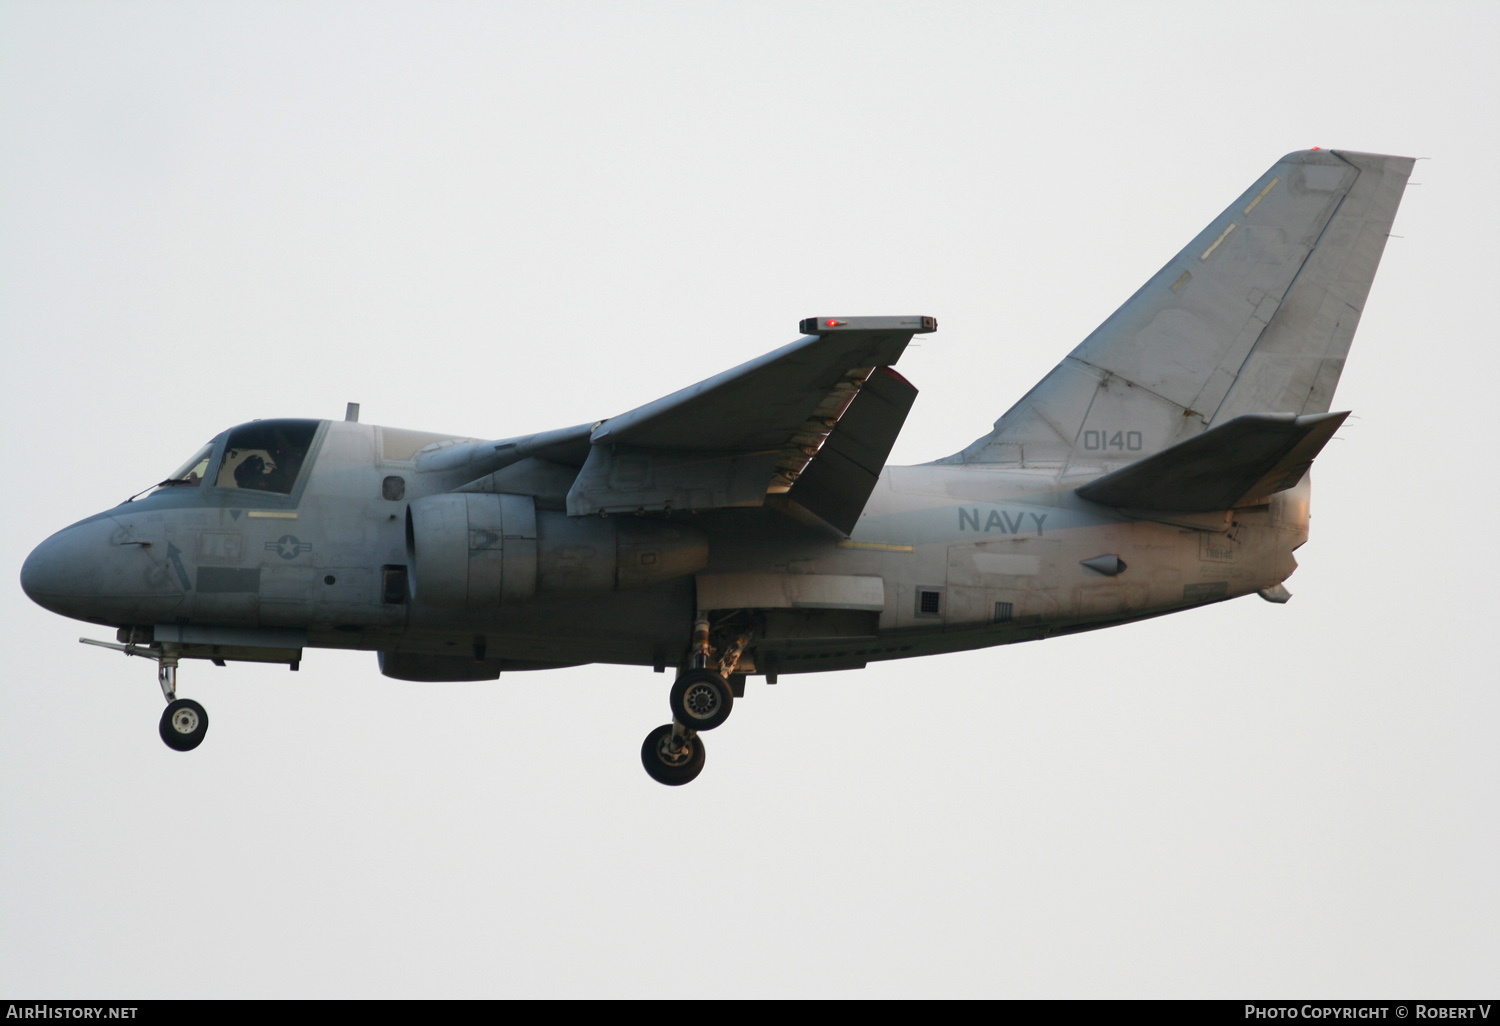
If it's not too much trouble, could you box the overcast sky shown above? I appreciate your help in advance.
[2,1,1496,998]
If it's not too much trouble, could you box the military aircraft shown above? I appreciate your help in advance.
[21,148,1413,784]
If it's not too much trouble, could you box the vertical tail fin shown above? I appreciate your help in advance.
[947,149,1414,468]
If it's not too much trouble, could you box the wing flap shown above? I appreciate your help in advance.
[1074,410,1348,512]
[775,367,919,534]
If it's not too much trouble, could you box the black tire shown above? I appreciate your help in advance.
[159,698,209,752]
[669,668,733,730]
[640,723,705,786]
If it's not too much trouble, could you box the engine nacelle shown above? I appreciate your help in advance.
[406,492,537,608]
[406,493,707,609]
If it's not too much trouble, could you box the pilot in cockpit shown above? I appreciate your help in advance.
[155,419,318,496]
[212,420,317,494]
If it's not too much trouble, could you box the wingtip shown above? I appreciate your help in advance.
[798,315,938,335]
[1277,147,1417,171]
[1278,147,1347,165]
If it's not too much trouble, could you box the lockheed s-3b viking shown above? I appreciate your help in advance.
[20,149,1414,784]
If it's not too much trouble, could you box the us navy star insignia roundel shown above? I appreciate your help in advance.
[266,535,313,560]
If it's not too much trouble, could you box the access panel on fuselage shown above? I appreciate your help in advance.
[943,538,1060,626]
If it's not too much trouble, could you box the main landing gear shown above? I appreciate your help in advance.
[80,635,209,752]
[641,615,750,786]
[670,668,734,731]
[640,723,705,786]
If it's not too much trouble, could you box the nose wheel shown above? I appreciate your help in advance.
[78,636,211,753]
[152,651,209,752]
[160,698,209,751]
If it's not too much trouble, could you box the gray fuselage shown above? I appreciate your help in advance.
[21,417,1308,680]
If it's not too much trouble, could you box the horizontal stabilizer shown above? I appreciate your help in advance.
[1075,411,1347,512]
[778,367,918,534]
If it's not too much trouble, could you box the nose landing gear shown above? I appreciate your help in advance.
[80,635,209,752]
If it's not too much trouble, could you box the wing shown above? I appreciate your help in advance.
[566,316,935,530]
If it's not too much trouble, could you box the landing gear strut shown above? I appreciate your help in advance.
[80,636,210,752]
[640,613,752,786]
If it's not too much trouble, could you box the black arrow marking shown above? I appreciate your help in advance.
[166,542,192,591]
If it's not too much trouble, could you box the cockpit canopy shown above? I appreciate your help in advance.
[161,441,214,488]
[155,419,321,495]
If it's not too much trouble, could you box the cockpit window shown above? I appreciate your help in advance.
[156,441,216,489]
[214,419,320,494]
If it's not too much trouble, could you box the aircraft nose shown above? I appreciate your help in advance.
[20,519,107,617]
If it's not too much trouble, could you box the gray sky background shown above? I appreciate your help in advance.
[2,1,1496,998]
